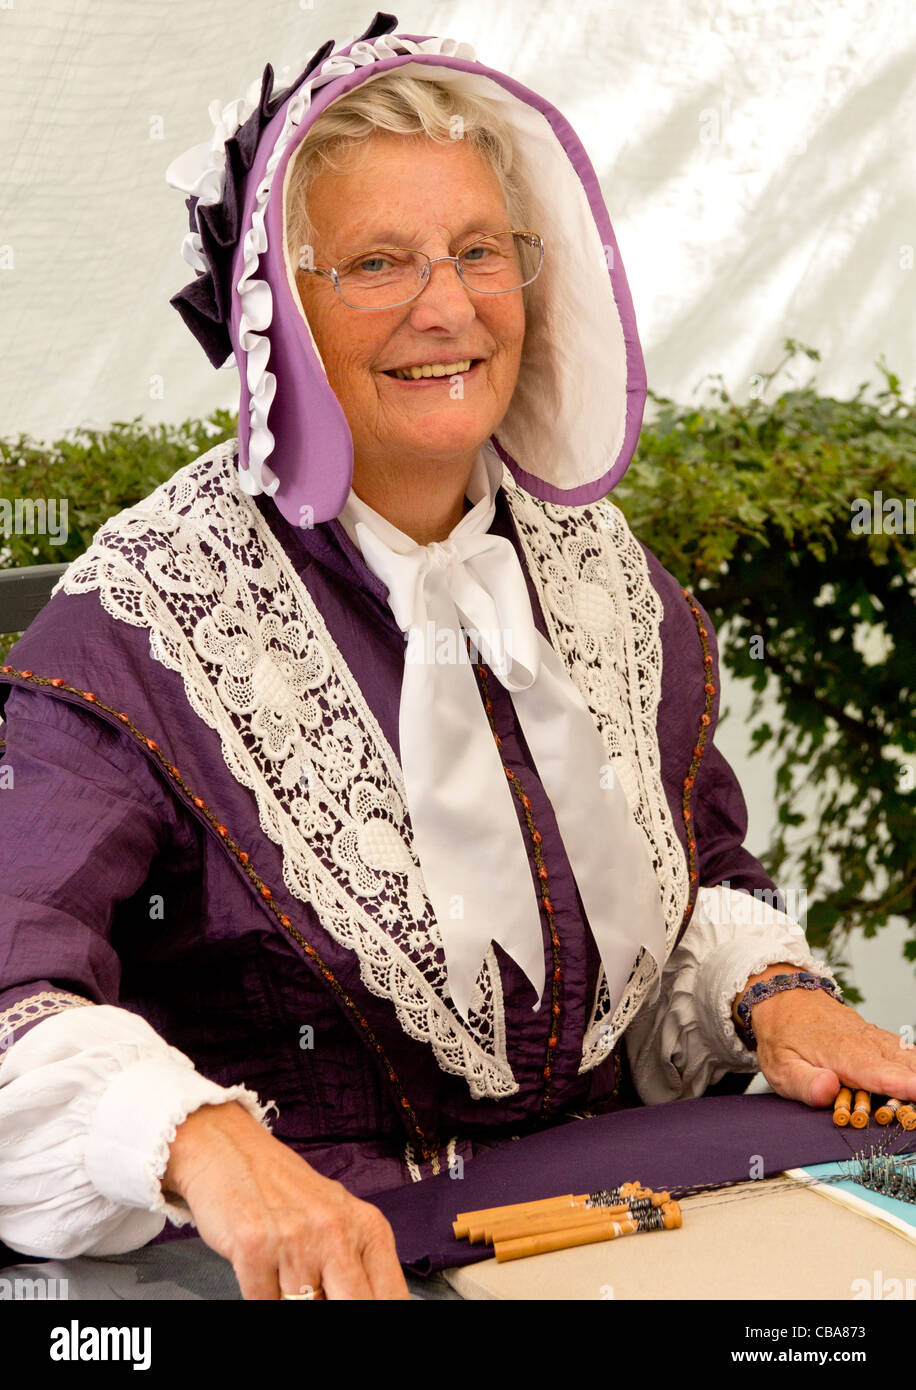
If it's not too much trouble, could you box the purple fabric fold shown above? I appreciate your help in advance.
[368,1093,916,1275]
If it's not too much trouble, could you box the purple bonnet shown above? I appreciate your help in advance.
[165,12,647,526]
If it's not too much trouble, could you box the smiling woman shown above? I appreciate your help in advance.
[286,77,536,543]
[2,13,913,1305]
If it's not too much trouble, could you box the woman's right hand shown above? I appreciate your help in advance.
[162,1100,410,1300]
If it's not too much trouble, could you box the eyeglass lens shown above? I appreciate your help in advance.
[335,232,542,308]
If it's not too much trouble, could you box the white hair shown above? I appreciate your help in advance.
[285,73,532,268]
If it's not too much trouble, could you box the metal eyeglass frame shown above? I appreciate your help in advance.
[296,230,545,310]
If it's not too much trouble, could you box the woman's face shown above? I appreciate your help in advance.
[294,131,525,475]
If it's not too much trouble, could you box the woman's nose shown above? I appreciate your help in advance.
[405,258,478,334]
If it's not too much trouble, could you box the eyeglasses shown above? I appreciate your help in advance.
[296,230,544,310]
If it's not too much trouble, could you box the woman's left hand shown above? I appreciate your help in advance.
[750,984,916,1108]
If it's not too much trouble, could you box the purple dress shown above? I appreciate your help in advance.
[0,18,795,1249]
[0,440,776,1209]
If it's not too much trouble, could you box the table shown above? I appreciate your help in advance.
[3,1173,913,1300]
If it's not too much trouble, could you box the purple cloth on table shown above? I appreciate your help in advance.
[369,1093,916,1275]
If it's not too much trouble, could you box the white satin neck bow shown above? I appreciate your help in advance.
[338,444,666,1024]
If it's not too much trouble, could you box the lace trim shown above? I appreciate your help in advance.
[0,990,92,1055]
[56,438,686,1095]
[59,440,513,1101]
[501,475,689,1071]
[404,1135,459,1181]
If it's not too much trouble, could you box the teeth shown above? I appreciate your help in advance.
[392,359,473,380]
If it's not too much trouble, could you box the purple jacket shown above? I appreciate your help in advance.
[0,447,774,1201]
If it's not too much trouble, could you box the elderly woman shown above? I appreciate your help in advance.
[1,14,914,1302]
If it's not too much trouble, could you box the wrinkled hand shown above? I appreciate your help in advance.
[163,1101,410,1300]
[750,986,916,1109]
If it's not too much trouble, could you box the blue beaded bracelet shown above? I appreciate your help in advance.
[735,971,843,1050]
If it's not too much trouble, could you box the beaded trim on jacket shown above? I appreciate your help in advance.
[57,439,688,1099]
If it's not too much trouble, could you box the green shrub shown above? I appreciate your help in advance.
[615,341,915,993]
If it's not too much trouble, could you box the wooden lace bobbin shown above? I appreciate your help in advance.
[484,1204,632,1245]
[493,1202,682,1264]
[453,1196,581,1240]
[898,1104,916,1131]
[833,1087,853,1127]
[473,1191,670,1244]
[484,1203,637,1245]
[454,1183,655,1240]
[850,1090,871,1129]
[875,1098,902,1126]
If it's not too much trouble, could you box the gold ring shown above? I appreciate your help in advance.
[280,1286,324,1300]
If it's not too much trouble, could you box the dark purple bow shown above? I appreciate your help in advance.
[169,12,400,368]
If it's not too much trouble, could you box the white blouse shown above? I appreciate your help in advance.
[0,883,827,1259]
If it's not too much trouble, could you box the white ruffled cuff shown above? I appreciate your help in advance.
[625,884,836,1105]
[0,1004,276,1259]
[84,1056,274,1225]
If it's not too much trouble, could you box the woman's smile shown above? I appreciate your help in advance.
[379,357,486,385]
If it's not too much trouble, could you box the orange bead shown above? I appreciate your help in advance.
[239,852,249,864]
[505,768,514,780]
[50,678,64,687]
[538,867,548,881]
[698,626,708,637]
[532,830,542,844]
[543,898,554,914]
[260,886,272,900]
[705,683,716,695]
[21,669,33,678]
[683,776,694,789]
[548,1036,558,1048]
[280,914,290,927]
[217,825,227,837]
[118,713,130,723]
[146,739,158,751]
[193,796,205,809]
[0,665,11,673]
[701,714,711,726]
[83,692,96,701]
[543,1066,551,1079]
[552,1003,561,1016]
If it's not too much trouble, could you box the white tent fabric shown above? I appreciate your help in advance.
[1,0,914,442]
